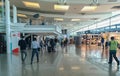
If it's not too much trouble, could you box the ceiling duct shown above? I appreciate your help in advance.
[79,13,86,15]
[92,0,99,4]
[90,0,100,6]
[79,12,109,15]
[57,0,67,5]
[90,18,99,20]
[33,13,39,18]
[108,0,117,2]
[112,6,120,9]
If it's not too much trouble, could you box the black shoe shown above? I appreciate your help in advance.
[108,62,112,65]
[31,62,32,64]
[22,62,24,64]
[117,61,119,66]
[22,60,25,64]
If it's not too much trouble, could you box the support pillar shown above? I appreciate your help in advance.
[13,5,17,23]
[5,0,11,53]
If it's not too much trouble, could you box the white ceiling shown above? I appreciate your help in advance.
[9,0,120,33]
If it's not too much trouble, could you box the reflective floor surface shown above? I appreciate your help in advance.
[0,44,120,76]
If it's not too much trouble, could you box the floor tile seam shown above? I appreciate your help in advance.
[86,58,120,73]
[86,57,109,72]
[86,60,120,74]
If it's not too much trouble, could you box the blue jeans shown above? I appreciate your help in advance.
[109,50,119,65]
[21,50,27,62]
[31,49,39,63]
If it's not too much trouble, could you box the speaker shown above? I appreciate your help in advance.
[33,14,39,18]
[62,29,67,34]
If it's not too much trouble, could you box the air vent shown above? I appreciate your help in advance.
[108,0,117,2]
[90,18,99,20]
[79,13,86,15]
[112,6,120,9]
[33,14,39,18]
[79,12,109,15]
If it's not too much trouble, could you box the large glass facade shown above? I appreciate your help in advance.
[78,14,120,33]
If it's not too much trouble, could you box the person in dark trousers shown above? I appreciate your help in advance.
[31,38,40,64]
[18,36,27,63]
[50,39,55,52]
[108,36,119,66]
[64,38,68,47]
[47,39,51,53]
[28,38,31,49]
[54,37,58,46]
[29,19,32,25]
[39,40,43,51]
[101,37,104,49]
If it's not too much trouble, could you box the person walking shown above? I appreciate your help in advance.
[101,37,104,49]
[64,38,68,47]
[50,39,55,52]
[18,36,27,63]
[31,38,40,64]
[47,39,51,53]
[108,36,119,66]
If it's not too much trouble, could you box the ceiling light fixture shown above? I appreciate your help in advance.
[81,0,99,12]
[23,1,40,8]
[71,19,80,21]
[54,18,63,21]
[54,4,69,11]
[81,6,97,11]
[17,14,27,18]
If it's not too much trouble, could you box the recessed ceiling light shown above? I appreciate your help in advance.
[23,1,40,8]
[81,6,97,12]
[54,18,63,21]
[71,19,80,21]
[54,4,69,11]
[17,14,27,18]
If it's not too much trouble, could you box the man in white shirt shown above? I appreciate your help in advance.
[31,38,40,64]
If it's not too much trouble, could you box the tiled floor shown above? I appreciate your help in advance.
[0,44,120,76]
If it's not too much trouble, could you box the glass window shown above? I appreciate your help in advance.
[111,15,120,25]
[111,26,116,29]
[117,25,120,28]
[97,19,109,28]
[89,24,97,30]
[105,27,109,29]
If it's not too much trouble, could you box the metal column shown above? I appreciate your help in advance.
[13,5,17,23]
[5,0,11,53]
